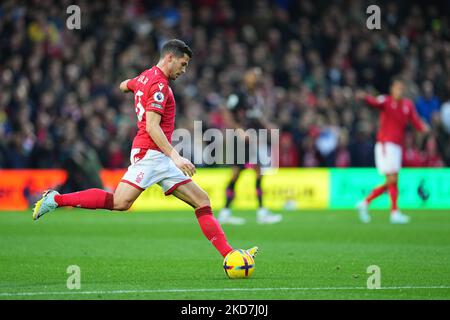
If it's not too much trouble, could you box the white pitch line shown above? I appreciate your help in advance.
[1,286,450,297]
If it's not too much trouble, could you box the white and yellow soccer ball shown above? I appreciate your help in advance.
[223,249,255,279]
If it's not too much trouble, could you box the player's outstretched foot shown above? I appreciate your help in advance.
[218,208,246,225]
[390,210,410,224]
[257,207,282,224]
[245,246,259,258]
[356,200,371,223]
[32,190,59,220]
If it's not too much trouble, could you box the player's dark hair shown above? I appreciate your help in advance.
[391,76,405,85]
[161,39,193,59]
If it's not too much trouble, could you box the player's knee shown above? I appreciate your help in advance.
[386,175,398,185]
[194,191,210,209]
[231,168,241,181]
[113,199,133,211]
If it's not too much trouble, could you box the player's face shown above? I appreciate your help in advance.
[169,54,190,80]
[244,68,262,90]
[391,81,405,100]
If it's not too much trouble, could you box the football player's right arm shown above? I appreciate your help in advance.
[356,90,385,110]
[364,94,385,110]
[146,111,196,177]
[119,79,131,92]
[119,78,137,93]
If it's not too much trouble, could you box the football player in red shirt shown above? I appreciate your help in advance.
[33,39,258,259]
[355,78,430,224]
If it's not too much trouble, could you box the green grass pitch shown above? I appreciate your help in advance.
[0,208,450,300]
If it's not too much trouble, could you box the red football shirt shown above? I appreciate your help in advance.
[365,95,426,145]
[126,66,176,153]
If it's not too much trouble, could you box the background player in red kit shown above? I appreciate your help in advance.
[32,39,258,260]
[355,78,430,224]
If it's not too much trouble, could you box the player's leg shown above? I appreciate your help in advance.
[33,188,114,220]
[356,142,386,223]
[225,165,241,208]
[365,184,388,204]
[255,165,263,208]
[254,165,282,224]
[171,181,259,259]
[56,181,141,211]
[218,165,246,225]
[170,181,234,257]
[384,143,409,224]
[386,173,399,211]
[356,182,388,223]
[112,182,143,211]
[33,148,150,220]
[387,172,409,224]
[32,182,142,220]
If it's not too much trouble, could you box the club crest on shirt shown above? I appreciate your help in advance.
[403,105,409,114]
[154,91,165,103]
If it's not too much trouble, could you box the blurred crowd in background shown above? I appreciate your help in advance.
[1,0,450,171]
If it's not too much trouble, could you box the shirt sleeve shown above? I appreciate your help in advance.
[144,82,169,115]
[127,77,138,92]
[364,94,386,110]
[409,101,426,132]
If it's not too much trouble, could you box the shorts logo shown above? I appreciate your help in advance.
[154,91,164,103]
[136,172,144,184]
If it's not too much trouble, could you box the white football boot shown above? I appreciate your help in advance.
[390,210,410,224]
[218,208,246,225]
[356,200,371,223]
[32,190,60,220]
[257,207,282,224]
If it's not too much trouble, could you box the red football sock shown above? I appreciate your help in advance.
[366,184,387,203]
[54,189,114,210]
[195,206,233,257]
[388,183,398,212]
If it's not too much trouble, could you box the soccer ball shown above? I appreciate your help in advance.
[223,249,255,279]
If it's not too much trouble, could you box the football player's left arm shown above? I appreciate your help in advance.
[146,111,196,177]
[410,102,430,134]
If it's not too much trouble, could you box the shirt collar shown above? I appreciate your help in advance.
[155,66,169,81]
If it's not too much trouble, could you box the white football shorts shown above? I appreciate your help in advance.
[374,142,402,175]
[121,148,191,195]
